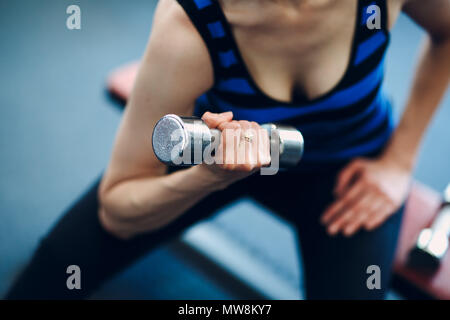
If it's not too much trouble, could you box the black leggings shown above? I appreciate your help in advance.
[5,165,404,300]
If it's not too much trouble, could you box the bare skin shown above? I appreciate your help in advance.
[99,0,450,239]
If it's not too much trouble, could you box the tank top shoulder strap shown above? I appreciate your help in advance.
[176,0,247,86]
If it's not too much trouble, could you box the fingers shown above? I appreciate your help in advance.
[202,111,233,129]
[334,158,365,196]
[219,121,241,169]
[322,189,397,237]
[216,120,270,173]
[326,192,373,236]
[254,121,271,167]
[236,120,261,171]
[236,120,255,170]
[320,157,409,237]
[364,203,394,231]
[321,180,366,225]
[201,114,271,178]
[341,195,378,237]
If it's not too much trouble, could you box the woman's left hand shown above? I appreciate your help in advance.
[320,155,412,237]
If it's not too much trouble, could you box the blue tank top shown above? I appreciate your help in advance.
[177,0,394,171]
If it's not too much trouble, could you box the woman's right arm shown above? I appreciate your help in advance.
[98,0,268,240]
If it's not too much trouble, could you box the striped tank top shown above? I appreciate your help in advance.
[177,0,394,171]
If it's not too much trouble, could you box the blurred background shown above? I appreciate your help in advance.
[0,0,449,299]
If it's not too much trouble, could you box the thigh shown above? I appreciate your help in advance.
[293,170,405,300]
[6,172,248,299]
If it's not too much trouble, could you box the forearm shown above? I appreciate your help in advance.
[99,165,228,239]
[382,35,450,170]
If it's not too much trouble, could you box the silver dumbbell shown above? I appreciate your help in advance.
[409,183,450,272]
[152,114,304,168]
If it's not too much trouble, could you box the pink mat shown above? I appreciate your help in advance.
[107,62,450,299]
[107,62,140,101]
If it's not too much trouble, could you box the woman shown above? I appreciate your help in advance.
[7,0,450,299]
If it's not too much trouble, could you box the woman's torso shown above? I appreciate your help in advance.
[175,0,403,171]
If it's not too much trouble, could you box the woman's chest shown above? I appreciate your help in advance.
[223,1,361,103]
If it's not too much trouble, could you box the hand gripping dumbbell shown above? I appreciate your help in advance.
[409,183,450,272]
[152,114,304,168]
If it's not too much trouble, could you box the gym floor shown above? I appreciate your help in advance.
[0,0,449,299]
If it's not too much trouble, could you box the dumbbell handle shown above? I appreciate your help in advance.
[152,114,304,168]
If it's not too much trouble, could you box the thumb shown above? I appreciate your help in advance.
[202,111,233,129]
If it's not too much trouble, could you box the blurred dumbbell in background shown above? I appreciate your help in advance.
[409,183,450,272]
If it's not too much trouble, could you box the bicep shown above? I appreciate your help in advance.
[102,2,213,191]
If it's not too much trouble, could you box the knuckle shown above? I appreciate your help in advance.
[231,121,241,128]
[250,121,260,129]
[239,120,250,127]
[222,123,232,130]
